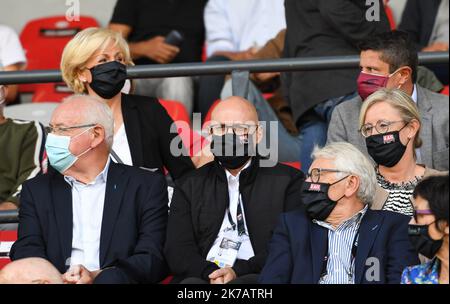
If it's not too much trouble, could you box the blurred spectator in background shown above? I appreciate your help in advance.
[61,28,195,181]
[328,31,449,171]
[402,175,449,284]
[0,84,45,229]
[282,0,390,172]
[0,24,26,104]
[165,97,304,284]
[359,89,446,216]
[399,0,449,84]
[220,29,302,163]
[198,0,286,120]
[259,142,418,284]
[10,95,169,284]
[0,258,63,284]
[109,0,208,115]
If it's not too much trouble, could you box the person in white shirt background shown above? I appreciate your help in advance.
[197,0,286,120]
[0,24,27,104]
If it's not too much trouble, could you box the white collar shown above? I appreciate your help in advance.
[64,158,111,186]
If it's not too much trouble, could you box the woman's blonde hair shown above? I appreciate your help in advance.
[359,88,423,149]
[61,27,133,94]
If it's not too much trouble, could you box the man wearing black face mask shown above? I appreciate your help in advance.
[260,142,419,284]
[328,30,449,171]
[165,96,305,284]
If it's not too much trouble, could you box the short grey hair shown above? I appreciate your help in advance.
[312,142,377,205]
[62,94,114,149]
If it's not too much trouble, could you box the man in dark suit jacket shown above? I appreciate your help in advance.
[165,97,305,284]
[328,31,449,171]
[10,95,169,284]
[282,0,391,171]
[259,142,419,284]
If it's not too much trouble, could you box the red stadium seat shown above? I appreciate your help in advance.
[203,99,221,128]
[159,99,191,125]
[441,85,449,96]
[19,15,99,93]
[0,230,17,270]
[262,93,275,100]
[282,162,302,171]
[159,99,208,157]
[384,0,397,30]
[32,83,73,103]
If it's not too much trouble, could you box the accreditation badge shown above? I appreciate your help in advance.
[212,234,242,268]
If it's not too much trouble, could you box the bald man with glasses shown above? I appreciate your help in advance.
[164,96,305,284]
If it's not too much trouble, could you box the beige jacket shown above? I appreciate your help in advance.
[372,167,448,210]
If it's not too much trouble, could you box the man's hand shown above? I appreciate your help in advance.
[253,72,280,83]
[422,42,449,52]
[209,268,237,284]
[131,36,180,64]
[63,265,101,284]
[0,202,18,211]
[214,47,258,61]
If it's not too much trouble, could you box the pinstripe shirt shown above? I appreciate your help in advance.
[314,205,368,284]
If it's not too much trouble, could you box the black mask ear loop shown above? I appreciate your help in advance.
[329,175,350,203]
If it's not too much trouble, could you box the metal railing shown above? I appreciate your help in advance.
[0,52,448,84]
[0,51,448,224]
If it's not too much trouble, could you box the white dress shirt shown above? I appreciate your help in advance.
[206,161,255,264]
[64,159,110,271]
[112,124,133,166]
[204,0,286,57]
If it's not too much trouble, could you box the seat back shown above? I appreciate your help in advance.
[32,83,73,103]
[282,162,302,171]
[4,102,59,126]
[202,99,221,129]
[19,15,99,93]
[0,230,17,270]
[384,0,397,30]
[159,99,191,125]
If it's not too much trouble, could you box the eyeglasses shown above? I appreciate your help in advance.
[413,209,434,221]
[208,124,259,136]
[45,124,96,135]
[306,168,352,183]
[360,120,406,138]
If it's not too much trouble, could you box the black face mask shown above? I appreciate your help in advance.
[365,126,409,168]
[300,176,348,221]
[211,134,256,170]
[89,61,127,99]
[408,224,444,259]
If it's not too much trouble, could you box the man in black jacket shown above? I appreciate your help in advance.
[282,0,390,172]
[398,0,449,84]
[10,95,169,284]
[165,96,305,284]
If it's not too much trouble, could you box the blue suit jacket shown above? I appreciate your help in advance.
[10,162,169,284]
[259,208,419,284]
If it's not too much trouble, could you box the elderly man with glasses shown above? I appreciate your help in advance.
[164,96,305,284]
[10,95,169,284]
[259,142,419,284]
